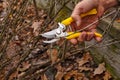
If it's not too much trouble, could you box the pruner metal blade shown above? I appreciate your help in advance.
[41,29,59,43]
[41,23,67,43]
[41,23,66,39]
[43,38,59,43]
[41,29,57,39]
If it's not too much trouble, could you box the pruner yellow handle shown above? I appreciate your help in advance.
[66,32,102,40]
[61,9,97,26]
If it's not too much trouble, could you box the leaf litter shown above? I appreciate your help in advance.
[0,0,113,80]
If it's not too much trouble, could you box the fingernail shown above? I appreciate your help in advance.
[76,21,80,26]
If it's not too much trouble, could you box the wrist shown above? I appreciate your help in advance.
[117,0,120,5]
[98,0,118,10]
[75,0,98,13]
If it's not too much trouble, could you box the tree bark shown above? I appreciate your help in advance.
[86,18,120,79]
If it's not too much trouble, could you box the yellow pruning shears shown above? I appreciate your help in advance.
[41,9,102,43]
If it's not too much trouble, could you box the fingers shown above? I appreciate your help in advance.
[78,31,87,42]
[77,32,94,42]
[70,31,102,44]
[71,14,81,27]
[70,39,78,45]
[86,32,94,41]
[69,4,105,45]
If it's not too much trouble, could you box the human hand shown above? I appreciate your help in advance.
[70,3,105,44]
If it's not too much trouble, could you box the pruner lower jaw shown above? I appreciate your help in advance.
[41,23,67,43]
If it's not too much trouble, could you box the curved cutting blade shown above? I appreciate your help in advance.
[43,39,59,43]
[41,29,57,38]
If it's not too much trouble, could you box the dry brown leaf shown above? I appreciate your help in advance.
[65,65,74,72]
[18,62,31,72]
[47,49,58,64]
[64,70,84,80]
[55,63,63,71]
[55,64,64,80]
[103,70,111,80]
[6,41,21,70]
[18,72,25,79]
[3,1,8,9]
[9,71,18,80]
[77,52,92,67]
[83,52,92,61]
[31,21,41,36]
[79,66,93,72]
[41,74,48,80]
[6,42,17,58]
[77,59,89,67]
[93,63,106,76]
[55,72,64,80]
[116,19,120,23]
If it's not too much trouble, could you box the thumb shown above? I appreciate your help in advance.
[71,15,81,27]
[75,15,81,26]
[76,20,81,27]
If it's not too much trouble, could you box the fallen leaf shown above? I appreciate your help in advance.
[76,52,92,67]
[77,59,89,67]
[6,41,21,70]
[93,63,106,76]
[18,62,31,72]
[79,66,93,72]
[18,72,26,79]
[103,70,111,80]
[55,64,64,80]
[65,65,74,72]
[55,72,64,80]
[9,71,18,80]
[47,49,58,64]
[31,21,41,36]
[55,63,63,71]
[116,19,120,23]
[3,1,8,9]
[6,41,17,58]
[83,52,92,61]
[42,74,48,80]
[64,70,84,80]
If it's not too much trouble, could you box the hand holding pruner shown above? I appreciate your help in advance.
[41,9,102,43]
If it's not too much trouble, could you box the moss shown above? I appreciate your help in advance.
[89,50,120,79]
[55,6,72,22]
[89,48,104,63]
[105,62,120,80]
[108,45,119,55]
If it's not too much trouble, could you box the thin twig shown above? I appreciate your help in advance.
[33,0,39,21]
[96,40,120,48]
[66,9,117,37]
[41,0,71,32]
[102,8,120,36]
[27,9,120,79]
